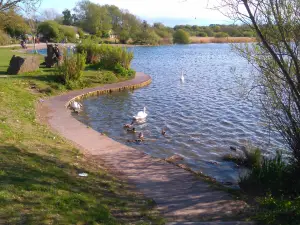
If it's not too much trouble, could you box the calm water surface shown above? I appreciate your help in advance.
[74,44,285,183]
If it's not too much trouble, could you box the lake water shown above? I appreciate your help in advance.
[74,44,285,184]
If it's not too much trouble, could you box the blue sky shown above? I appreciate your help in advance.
[39,0,231,27]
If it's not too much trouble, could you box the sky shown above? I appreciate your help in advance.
[40,0,232,27]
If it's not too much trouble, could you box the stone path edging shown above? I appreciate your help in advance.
[38,72,251,223]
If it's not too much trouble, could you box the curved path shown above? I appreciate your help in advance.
[38,72,253,224]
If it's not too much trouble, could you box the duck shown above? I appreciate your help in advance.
[161,128,166,136]
[180,70,185,82]
[127,127,136,133]
[133,107,148,120]
[70,101,82,112]
[124,123,133,128]
[138,132,144,139]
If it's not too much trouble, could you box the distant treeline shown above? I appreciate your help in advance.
[0,0,255,45]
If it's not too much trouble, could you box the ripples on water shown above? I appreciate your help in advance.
[74,44,285,183]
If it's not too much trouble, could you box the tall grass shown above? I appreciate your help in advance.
[190,37,256,44]
[56,50,86,89]
[76,40,134,70]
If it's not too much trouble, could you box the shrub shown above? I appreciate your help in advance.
[133,30,160,45]
[173,29,190,44]
[239,151,294,196]
[0,30,10,45]
[243,31,255,37]
[78,28,84,38]
[114,63,136,77]
[223,146,262,168]
[197,31,208,37]
[56,51,86,88]
[255,195,300,225]
[119,30,130,44]
[38,21,60,42]
[76,40,134,70]
[215,32,229,38]
[59,26,77,43]
[97,71,118,84]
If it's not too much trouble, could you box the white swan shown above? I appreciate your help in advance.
[133,107,148,120]
[180,70,185,82]
[70,101,82,111]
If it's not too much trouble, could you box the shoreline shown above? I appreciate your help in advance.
[37,72,250,222]
[0,37,257,51]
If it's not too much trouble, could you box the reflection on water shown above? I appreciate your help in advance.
[74,44,285,184]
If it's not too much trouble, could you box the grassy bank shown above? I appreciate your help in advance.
[190,36,256,44]
[0,48,164,224]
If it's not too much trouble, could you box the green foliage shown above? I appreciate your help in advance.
[197,31,208,37]
[114,63,136,77]
[173,29,190,44]
[119,30,130,44]
[77,40,134,69]
[75,1,112,35]
[38,21,60,41]
[56,51,86,88]
[215,32,229,38]
[223,146,262,168]
[133,30,160,45]
[96,71,118,84]
[239,151,299,196]
[59,25,77,43]
[242,31,255,37]
[62,9,72,25]
[77,28,84,38]
[1,9,30,38]
[255,196,300,225]
[0,30,10,45]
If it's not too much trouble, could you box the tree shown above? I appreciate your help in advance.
[38,21,60,41]
[62,9,72,25]
[173,29,190,44]
[39,8,60,21]
[216,0,300,164]
[0,0,40,12]
[74,1,112,35]
[1,8,29,37]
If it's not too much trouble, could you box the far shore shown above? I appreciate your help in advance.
[190,36,256,44]
[0,37,256,51]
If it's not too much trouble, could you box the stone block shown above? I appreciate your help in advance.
[7,55,40,75]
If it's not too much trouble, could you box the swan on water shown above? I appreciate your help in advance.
[133,107,148,120]
[180,70,185,82]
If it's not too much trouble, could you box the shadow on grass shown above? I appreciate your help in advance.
[0,145,157,224]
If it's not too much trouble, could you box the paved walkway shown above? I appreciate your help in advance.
[38,73,252,224]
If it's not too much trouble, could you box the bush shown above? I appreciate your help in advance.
[59,26,77,43]
[38,21,60,42]
[119,30,130,44]
[56,51,86,88]
[255,196,300,225]
[215,32,229,38]
[243,31,255,37]
[223,146,262,169]
[97,71,118,84]
[78,28,84,38]
[173,29,190,44]
[114,63,136,77]
[0,30,11,45]
[133,30,160,45]
[197,31,208,37]
[239,151,296,196]
[76,40,134,70]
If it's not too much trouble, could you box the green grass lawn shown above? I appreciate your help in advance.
[0,48,165,224]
